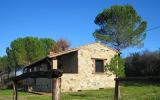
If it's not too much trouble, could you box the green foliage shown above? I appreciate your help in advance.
[40,38,56,55]
[0,56,10,72]
[125,50,160,77]
[107,55,125,77]
[93,5,147,51]
[5,37,55,69]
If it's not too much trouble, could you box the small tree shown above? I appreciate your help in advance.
[107,55,125,77]
[52,38,70,53]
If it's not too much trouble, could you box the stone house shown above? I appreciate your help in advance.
[24,42,118,92]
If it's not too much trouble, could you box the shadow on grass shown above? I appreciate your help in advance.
[26,91,43,95]
[121,81,160,87]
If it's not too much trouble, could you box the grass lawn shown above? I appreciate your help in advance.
[0,84,160,100]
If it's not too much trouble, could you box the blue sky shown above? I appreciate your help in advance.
[0,0,160,57]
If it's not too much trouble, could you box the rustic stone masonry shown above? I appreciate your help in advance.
[60,43,117,92]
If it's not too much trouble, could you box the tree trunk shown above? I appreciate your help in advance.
[116,51,121,99]
[114,79,119,100]
[13,81,18,100]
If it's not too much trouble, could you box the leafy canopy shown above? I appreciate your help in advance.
[107,55,125,77]
[93,5,147,52]
[6,37,56,68]
[0,56,10,72]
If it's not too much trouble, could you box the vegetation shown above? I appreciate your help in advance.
[125,50,160,77]
[93,5,147,52]
[0,37,71,72]
[52,38,70,53]
[107,55,125,77]
[93,5,147,77]
[0,37,55,71]
[0,84,160,100]
[7,37,55,67]
[0,56,10,72]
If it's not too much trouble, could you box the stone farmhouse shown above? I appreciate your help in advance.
[24,42,118,92]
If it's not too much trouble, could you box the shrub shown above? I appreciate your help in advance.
[107,55,125,77]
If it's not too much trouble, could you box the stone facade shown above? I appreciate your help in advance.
[60,43,117,92]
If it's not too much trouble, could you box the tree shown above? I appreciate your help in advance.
[0,56,12,80]
[6,47,17,69]
[0,56,10,72]
[93,5,147,77]
[52,38,70,53]
[40,38,56,55]
[107,55,125,77]
[93,5,147,53]
[23,37,46,65]
[6,37,56,68]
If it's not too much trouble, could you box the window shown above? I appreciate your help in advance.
[95,59,104,72]
[57,51,78,73]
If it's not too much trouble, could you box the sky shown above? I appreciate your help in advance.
[0,0,160,57]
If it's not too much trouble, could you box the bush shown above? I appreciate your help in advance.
[107,55,125,77]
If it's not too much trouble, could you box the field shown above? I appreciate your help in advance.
[0,84,160,100]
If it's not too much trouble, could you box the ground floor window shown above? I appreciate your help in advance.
[95,59,104,73]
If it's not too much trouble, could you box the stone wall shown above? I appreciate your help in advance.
[61,43,117,92]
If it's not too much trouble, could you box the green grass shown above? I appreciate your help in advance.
[0,84,160,100]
